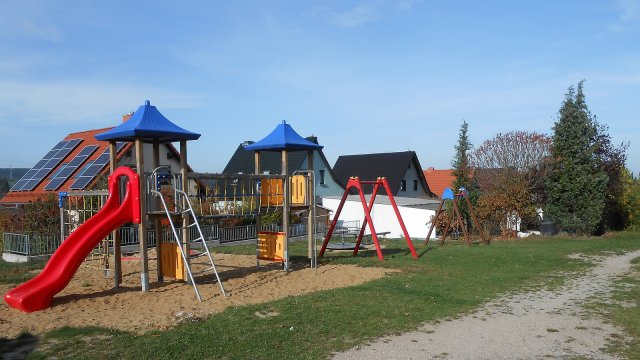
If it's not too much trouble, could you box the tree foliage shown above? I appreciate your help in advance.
[470,131,551,235]
[452,120,473,190]
[20,194,60,235]
[621,170,640,231]
[451,120,480,231]
[593,121,629,231]
[545,81,608,235]
[0,177,10,195]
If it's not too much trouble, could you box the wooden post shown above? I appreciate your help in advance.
[425,199,445,245]
[281,150,289,271]
[153,141,163,282]
[136,139,150,292]
[180,140,191,281]
[306,150,314,265]
[254,151,261,268]
[110,141,122,288]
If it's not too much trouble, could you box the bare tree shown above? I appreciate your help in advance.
[470,131,552,235]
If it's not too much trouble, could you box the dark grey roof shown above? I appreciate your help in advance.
[223,142,307,175]
[332,151,434,197]
[223,137,342,189]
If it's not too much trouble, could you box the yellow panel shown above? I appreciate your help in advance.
[257,231,285,262]
[261,179,283,206]
[161,242,185,280]
[290,175,306,205]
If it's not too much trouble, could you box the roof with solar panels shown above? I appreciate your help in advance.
[0,127,133,204]
[0,115,191,205]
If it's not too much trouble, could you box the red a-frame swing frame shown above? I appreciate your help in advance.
[319,177,418,261]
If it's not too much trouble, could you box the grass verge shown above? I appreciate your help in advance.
[2,232,639,359]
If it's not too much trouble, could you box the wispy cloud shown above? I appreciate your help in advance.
[619,0,640,21]
[0,81,203,130]
[317,0,418,28]
[606,0,640,33]
[330,3,379,28]
[0,2,63,42]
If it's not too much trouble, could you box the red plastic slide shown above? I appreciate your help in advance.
[4,167,141,312]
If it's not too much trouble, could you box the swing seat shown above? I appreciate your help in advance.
[325,242,364,250]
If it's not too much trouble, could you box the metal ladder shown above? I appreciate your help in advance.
[150,169,226,302]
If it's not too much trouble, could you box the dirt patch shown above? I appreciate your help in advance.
[0,251,395,337]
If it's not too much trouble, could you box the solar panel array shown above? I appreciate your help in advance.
[44,145,99,191]
[69,142,126,190]
[10,139,82,192]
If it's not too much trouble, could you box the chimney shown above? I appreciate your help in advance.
[122,112,134,123]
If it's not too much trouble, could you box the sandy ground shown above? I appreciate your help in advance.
[334,250,640,360]
[0,250,394,337]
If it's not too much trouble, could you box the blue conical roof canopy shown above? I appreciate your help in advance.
[244,121,323,151]
[95,100,200,143]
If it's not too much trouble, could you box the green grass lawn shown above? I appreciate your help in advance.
[3,232,640,359]
[0,260,43,285]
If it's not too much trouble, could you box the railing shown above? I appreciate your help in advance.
[219,224,256,243]
[3,232,62,257]
[3,220,330,258]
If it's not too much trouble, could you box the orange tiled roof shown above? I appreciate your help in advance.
[423,167,455,199]
[0,127,132,205]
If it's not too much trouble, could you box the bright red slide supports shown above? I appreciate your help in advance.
[4,167,140,312]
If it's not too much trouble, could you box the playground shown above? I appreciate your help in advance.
[0,248,393,337]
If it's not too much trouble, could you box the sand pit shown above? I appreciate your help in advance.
[0,251,395,337]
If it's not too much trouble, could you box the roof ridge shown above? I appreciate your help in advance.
[337,150,415,158]
[66,127,115,137]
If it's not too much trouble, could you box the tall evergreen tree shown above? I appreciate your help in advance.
[451,120,480,232]
[546,81,608,235]
[452,120,473,190]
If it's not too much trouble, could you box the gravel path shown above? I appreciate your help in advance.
[334,250,640,360]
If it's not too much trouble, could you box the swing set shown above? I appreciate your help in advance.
[425,187,487,246]
[319,177,418,261]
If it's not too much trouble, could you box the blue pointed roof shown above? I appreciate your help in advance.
[95,100,200,143]
[244,121,323,152]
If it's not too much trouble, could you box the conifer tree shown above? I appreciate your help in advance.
[451,120,480,231]
[452,120,473,191]
[546,81,608,235]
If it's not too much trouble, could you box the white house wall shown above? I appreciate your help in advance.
[120,143,198,192]
[321,198,437,239]
[300,151,344,197]
[397,160,428,198]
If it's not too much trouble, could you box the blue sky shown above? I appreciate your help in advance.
[1,1,638,175]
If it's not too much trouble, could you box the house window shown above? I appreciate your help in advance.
[319,170,325,185]
[400,180,407,191]
[413,180,418,191]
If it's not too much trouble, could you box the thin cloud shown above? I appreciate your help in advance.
[321,0,417,28]
[0,81,203,129]
[330,3,379,28]
[0,2,63,42]
[620,0,640,21]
